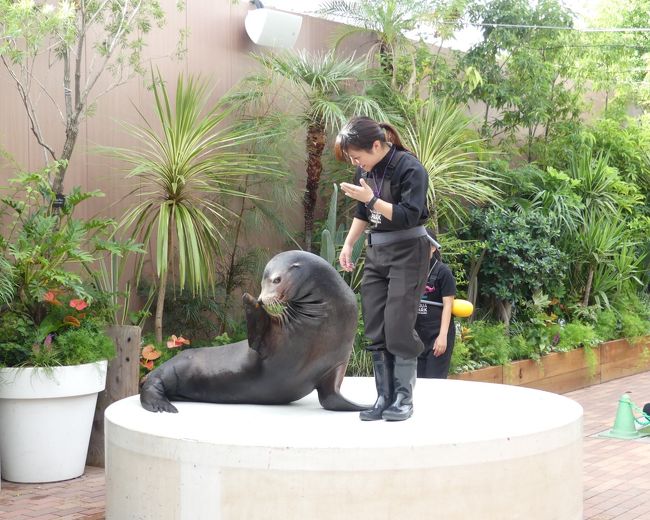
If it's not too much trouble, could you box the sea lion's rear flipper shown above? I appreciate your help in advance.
[316,363,370,411]
[140,375,179,413]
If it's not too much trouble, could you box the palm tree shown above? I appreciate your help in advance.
[253,50,388,251]
[107,71,279,343]
[319,0,464,91]
[404,97,501,232]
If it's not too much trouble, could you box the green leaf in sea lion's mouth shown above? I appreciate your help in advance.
[264,301,287,317]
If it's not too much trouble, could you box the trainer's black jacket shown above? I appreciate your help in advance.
[353,146,429,231]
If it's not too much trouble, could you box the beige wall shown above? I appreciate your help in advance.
[0,2,363,233]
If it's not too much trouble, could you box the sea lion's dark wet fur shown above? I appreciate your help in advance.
[140,251,366,413]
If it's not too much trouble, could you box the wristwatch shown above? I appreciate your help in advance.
[366,195,378,210]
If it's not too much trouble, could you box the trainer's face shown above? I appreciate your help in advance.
[347,140,384,172]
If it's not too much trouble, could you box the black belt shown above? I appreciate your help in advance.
[367,225,428,246]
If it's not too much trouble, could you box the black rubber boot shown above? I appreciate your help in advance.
[360,351,394,421]
[382,356,416,421]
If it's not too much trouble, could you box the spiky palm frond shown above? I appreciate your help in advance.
[404,97,502,230]
[253,50,367,98]
[319,0,435,39]
[567,149,643,217]
[573,211,626,267]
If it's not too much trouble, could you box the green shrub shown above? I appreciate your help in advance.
[467,207,567,312]
[53,325,115,366]
[620,311,650,339]
[555,321,600,352]
[594,309,620,341]
[509,333,535,360]
[449,339,486,374]
[518,322,556,360]
[464,321,512,366]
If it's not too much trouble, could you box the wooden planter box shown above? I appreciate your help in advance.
[449,336,650,394]
[451,364,503,384]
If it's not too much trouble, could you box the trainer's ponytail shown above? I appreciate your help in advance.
[378,122,409,152]
[335,116,411,161]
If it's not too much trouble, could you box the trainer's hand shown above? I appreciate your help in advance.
[340,179,374,204]
[339,243,355,272]
[433,336,447,357]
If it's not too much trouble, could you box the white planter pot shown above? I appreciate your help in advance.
[0,360,108,483]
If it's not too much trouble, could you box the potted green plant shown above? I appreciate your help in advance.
[0,165,120,483]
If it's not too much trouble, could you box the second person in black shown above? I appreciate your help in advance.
[415,231,457,379]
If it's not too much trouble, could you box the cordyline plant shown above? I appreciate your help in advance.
[0,0,169,195]
[105,71,282,343]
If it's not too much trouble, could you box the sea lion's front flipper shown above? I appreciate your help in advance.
[243,292,271,353]
[316,363,370,411]
[140,374,179,413]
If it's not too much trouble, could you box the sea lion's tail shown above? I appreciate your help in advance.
[140,375,178,413]
[316,363,370,412]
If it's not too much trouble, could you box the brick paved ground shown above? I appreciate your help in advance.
[0,466,105,519]
[1,371,650,519]
[570,371,650,520]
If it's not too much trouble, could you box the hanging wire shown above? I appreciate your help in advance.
[437,20,650,33]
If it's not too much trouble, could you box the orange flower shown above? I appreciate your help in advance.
[69,299,88,311]
[140,359,154,370]
[63,315,81,327]
[167,335,190,349]
[141,344,162,361]
[43,291,62,306]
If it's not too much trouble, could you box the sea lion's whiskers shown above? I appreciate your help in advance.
[288,300,327,321]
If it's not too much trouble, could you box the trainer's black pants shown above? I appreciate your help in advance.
[361,235,430,359]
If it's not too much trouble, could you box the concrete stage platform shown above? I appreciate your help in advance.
[105,377,583,520]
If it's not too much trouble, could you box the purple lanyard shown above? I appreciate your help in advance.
[370,147,396,198]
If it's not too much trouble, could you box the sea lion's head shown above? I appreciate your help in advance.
[259,251,319,305]
[258,251,334,321]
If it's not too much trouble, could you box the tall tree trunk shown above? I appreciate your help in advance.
[467,249,486,311]
[219,177,251,335]
[496,299,512,332]
[154,265,168,345]
[429,198,439,235]
[303,122,326,252]
[379,41,394,85]
[582,266,594,307]
[52,122,80,195]
[154,218,174,343]
[482,103,491,138]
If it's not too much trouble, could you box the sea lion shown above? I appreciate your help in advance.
[140,250,366,413]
